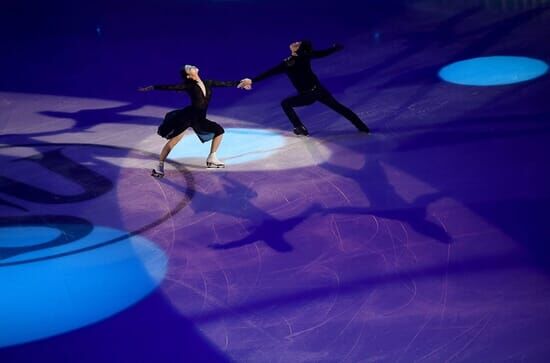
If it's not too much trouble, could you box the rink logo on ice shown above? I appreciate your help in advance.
[0,143,192,348]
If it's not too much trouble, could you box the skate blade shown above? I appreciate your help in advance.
[206,162,225,169]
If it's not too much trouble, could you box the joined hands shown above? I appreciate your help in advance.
[238,78,253,90]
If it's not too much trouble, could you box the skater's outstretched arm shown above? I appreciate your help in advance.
[238,62,286,89]
[138,83,189,92]
[206,80,241,88]
[310,43,344,59]
[251,62,286,83]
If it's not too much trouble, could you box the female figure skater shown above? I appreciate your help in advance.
[239,41,369,136]
[139,64,250,176]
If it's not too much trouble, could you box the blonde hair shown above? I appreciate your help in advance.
[180,64,198,79]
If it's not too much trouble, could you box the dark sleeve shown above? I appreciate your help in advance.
[310,44,343,59]
[206,80,240,87]
[252,62,286,82]
[153,83,188,91]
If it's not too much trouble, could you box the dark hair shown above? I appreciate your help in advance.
[297,40,313,56]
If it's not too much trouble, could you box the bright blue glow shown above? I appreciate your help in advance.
[170,128,286,164]
[0,227,61,248]
[0,226,166,348]
[439,56,548,86]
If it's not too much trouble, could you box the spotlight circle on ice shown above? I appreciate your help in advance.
[170,127,285,164]
[438,56,548,86]
[164,125,333,171]
[0,225,167,348]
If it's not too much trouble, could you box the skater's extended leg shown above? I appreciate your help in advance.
[153,133,184,177]
[281,93,316,135]
[210,133,223,154]
[202,120,226,168]
[318,91,370,133]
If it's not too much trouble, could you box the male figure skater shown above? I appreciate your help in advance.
[239,41,370,136]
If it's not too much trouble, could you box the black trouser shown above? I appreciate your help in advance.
[280,86,368,130]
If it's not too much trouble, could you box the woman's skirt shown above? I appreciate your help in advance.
[157,107,224,143]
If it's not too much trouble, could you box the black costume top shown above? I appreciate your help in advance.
[252,45,342,93]
[153,79,239,112]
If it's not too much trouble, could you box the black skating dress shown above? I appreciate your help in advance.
[154,79,238,142]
